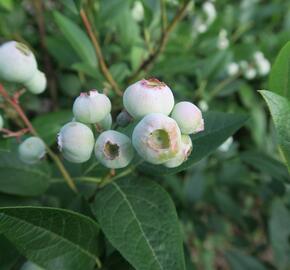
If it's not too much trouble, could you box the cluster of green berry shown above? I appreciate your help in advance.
[0,41,47,94]
[0,41,47,164]
[58,78,204,169]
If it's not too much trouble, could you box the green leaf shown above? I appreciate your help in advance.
[32,110,72,146]
[92,177,186,270]
[53,11,97,67]
[46,36,79,68]
[0,151,50,196]
[0,207,100,270]
[259,90,290,171]
[269,41,290,99]
[240,151,289,181]
[224,249,266,270]
[269,200,290,270]
[0,235,21,270]
[139,112,248,175]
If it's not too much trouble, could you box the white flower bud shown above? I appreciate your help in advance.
[227,62,239,76]
[131,1,144,22]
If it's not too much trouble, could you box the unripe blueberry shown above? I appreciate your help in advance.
[116,110,133,127]
[21,261,44,270]
[171,101,204,134]
[132,113,182,164]
[95,130,134,169]
[0,41,37,83]
[96,113,112,131]
[72,90,111,124]
[24,70,47,94]
[18,136,46,164]
[123,78,174,119]
[58,122,94,163]
[164,135,192,168]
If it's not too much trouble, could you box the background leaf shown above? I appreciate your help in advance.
[92,177,186,270]
[0,151,50,196]
[269,200,290,270]
[32,110,72,146]
[0,207,100,270]
[259,90,290,171]
[269,41,290,99]
[53,11,97,67]
[224,249,266,270]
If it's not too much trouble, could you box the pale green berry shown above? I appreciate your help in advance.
[116,110,133,127]
[123,78,174,119]
[21,261,44,270]
[95,130,134,169]
[72,90,111,124]
[24,70,47,94]
[171,101,204,134]
[58,122,94,163]
[0,41,37,83]
[164,135,192,168]
[96,113,112,131]
[18,136,46,164]
[132,113,182,164]
[0,114,3,129]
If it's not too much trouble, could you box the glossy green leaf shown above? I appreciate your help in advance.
[259,90,290,171]
[269,41,290,99]
[0,207,100,270]
[53,11,97,67]
[92,177,186,270]
[32,110,72,146]
[269,200,290,270]
[139,112,248,175]
[0,151,50,196]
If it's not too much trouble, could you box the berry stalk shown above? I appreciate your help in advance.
[80,8,123,97]
[0,84,78,193]
[127,0,191,82]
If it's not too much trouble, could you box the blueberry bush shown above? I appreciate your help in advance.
[0,0,290,269]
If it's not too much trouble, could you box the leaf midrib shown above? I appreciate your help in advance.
[112,182,164,270]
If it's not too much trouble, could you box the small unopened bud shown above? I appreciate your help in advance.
[95,130,134,169]
[18,136,46,164]
[0,41,37,83]
[132,113,182,164]
[171,101,204,135]
[116,110,133,127]
[58,122,94,163]
[73,90,111,124]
